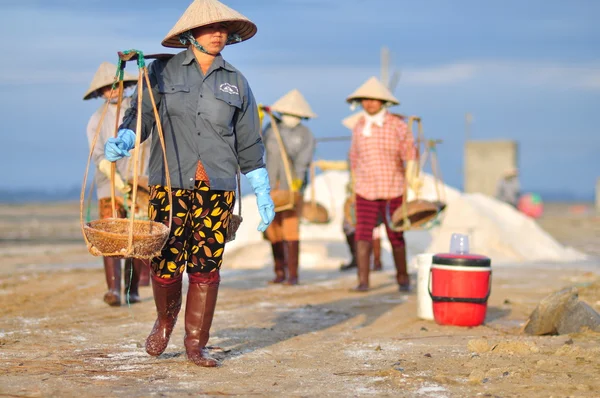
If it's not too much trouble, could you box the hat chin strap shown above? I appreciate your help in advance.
[179,31,216,55]
[179,30,242,56]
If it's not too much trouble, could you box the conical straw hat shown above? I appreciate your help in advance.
[346,76,399,105]
[83,62,138,101]
[162,0,257,48]
[270,89,317,119]
[341,112,363,130]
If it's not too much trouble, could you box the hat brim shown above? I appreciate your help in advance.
[83,80,138,101]
[162,19,257,48]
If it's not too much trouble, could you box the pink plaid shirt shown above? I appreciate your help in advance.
[349,111,416,200]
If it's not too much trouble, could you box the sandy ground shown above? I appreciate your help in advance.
[1,201,599,397]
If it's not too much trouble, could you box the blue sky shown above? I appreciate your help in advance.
[1,0,598,199]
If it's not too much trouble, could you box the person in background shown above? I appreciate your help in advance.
[104,0,275,367]
[262,89,316,285]
[496,167,520,208]
[84,62,150,306]
[347,77,420,292]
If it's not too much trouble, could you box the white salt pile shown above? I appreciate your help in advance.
[424,193,587,264]
[223,170,587,270]
[224,170,355,269]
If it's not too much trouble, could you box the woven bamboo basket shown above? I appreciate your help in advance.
[225,172,243,242]
[226,214,243,242]
[271,190,295,209]
[387,116,447,232]
[390,199,441,230]
[81,51,173,259]
[84,218,170,259]
[302,201,329,224]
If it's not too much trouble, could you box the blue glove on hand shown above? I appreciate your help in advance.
[104,129,136,162]
[245,167,275,232]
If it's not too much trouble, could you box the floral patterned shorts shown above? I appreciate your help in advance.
[148,180,235,279]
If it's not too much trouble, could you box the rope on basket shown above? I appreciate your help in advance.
[385,116,446,232]
[259,107,296,213]
[224,169,243,243]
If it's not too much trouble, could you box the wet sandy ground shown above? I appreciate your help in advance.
[1,202,599,397]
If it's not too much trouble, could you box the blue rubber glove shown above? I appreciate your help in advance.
[104,129,136,162]
[245,167,275,232]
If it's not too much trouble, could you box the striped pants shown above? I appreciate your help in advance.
[354,194,405,247]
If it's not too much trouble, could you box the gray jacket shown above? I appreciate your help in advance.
[121,49,264,191]
[263,121,315,191]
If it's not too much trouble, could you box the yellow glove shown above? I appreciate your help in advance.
[257,103,266,129]
[291,179,303,192]
[405,160,424,196]
[98,159,131,194]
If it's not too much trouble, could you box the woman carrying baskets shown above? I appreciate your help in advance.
[262,89,316,285]
[347,77,420,292]
[84,62,150,306]
[104,0,275,367]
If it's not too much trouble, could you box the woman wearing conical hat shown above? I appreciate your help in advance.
[84,62,151,307]
[340,117,384,273]
[262,89,317,286]
[347,77,420,292]
[103,0,275,367]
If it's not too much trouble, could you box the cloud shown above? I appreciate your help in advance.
[577,74,600,89]
[402,63,479,85]
[399,60,600,90]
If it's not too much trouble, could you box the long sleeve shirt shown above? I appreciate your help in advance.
[87,97,133,199]
[121,49,264,191]
[349,111,416,200]
[263,121,316,191]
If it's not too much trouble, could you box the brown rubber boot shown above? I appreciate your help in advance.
[103,257,121,306]
[145,274,182,356]
[340,232,357,271]
[372,238,383,271]
[351,240,372,292]
[268,242,286,284]
[392,245,411,292]
[184,273,220,367]
[124,259,142,304]
[283,240,299,286]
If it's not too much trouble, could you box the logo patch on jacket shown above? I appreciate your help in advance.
[219,83,239,96]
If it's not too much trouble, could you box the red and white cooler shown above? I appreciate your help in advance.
[428,253,492,327]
